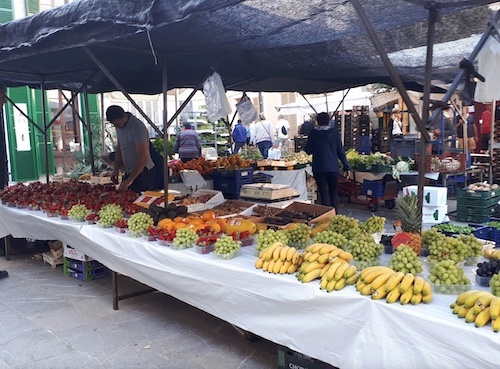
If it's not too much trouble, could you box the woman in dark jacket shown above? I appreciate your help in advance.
[305,112,350,211]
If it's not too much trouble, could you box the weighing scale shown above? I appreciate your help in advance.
[239,183,300,201]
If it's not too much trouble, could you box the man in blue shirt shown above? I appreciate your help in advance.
[232,119,248,154]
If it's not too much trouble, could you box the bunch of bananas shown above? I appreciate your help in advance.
[451,290,500,331]
[255,242,302,274]
[296,243,353,283]
[355,266,432,304]
[319,262,358,292]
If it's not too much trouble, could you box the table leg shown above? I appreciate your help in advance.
[4,235,11,260]
[112,270,119,310]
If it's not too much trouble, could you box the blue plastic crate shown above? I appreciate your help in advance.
[472,226,500,245]
[362,179,384,198]
[357,145,371,155]
[213,177,253,199]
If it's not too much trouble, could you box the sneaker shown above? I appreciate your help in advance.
[0,270,8,279]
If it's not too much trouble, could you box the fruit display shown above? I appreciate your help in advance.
[490,274,500,297]
[484,248,500,260]
[214,155,253,170]
[210,201,253,216]
[395,193,422,255]
[355,267,432,304]
[283,151,312,164]
[68,204,92,221]
[297,244,353,283]
[457,234,483,259]
[157,229,177,244]
[255,242,302,274]
[277,210,318,221]
[214,235,241,259]
[347,234,383,262]
[176,193,216,207]
[127,212,154,237]
[256,229,288,252]
[388,245,423,274]
[319,262,358,292]
[251,205,283,217]
[477,261,500,279]
[428,260,470,294]
[359,215,386,234]
[172,228,198,249]
[144,226,162,241]
[145,203,188,224]
[465,182,499,192]
[169,156,215,177]
[97,204,123,227]
[328,215,359,235]
[432,223,473,235]
[285,223,311,249]
[312,230,347,250]
[224,218,257,235]
[451,290,500,331]
[114,219,128,230]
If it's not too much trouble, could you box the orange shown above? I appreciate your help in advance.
[189,218,204,225]
[173,222,187,230]
[174,216,185,223]
[215,218,227,233]
[206,220,221,233]
[202,210,216,221]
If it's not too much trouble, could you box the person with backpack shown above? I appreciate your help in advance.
[232,119,247,154]
[276,115,290,149]
[305,112,350,211]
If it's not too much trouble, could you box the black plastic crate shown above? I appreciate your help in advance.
[277,345,336,369]
[213,176,253,199]
[212,168,253,182]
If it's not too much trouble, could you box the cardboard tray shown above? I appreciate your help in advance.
[278,202,336,224]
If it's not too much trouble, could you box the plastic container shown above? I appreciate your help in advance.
[464,256,480,266]
[170,242,194,250]
[143,235,157,242]
[240,236,256,247]
[384,244,393,254]
[69,216,85,223]
[214,250,239,260]
[429,281,471,295]
[97,222,113,228]
[157,239,173,247]
[475,273,492,287]
[420,249,430,257]
[352,258,380,271]
[46,212,58,218]
[194,244,215,254]
[114,226,127,234]
[127,230,144,238]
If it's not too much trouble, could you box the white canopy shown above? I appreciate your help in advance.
[275,89,372,115]
[474,35,500,103]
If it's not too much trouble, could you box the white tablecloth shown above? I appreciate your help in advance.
[0,204,499,369]
[256,168,308,200]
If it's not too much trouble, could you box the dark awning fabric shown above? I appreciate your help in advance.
[0,0,495,94]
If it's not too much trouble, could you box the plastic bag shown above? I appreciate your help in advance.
[203,72,232,122]
[236,95,258,124]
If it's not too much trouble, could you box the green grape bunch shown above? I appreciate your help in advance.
[347,233,383,262]
[256,229,288,251]
[214,235,241,259]
[359,215,386,234]
[285,223,311,249]
[490,273,500,297]
[456,234,483,258]
[328,215,359,235]
[388,245,422,274]
[127,212,154,236]
[428,259,470,294]
[421,228,446,250]
[68,204,91,221]
[97,203,123,227]
[427,235,467,264]
[312,230,348,250]
[173,228,198,249]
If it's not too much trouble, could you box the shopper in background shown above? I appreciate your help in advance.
[0,82,8,280]
[480,104,492,152]
[232,119,247,154]
[253,113,274,159]
[305,112,350,212]
[298,114,314,136]
[389,105,403,137]
[106,105,155,193]
[456,105,477,151]
[174,122,202,162]
[276,114,290,141]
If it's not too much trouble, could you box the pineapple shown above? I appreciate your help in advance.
[395,193,422,255]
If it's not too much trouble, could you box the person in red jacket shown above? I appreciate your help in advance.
[480,104,492,152]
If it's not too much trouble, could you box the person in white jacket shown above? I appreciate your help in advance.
[253,113,274,159]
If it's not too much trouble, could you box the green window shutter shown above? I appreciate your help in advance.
[0,0,13,24]
[80,94,102,158]
[5,87,39,181]
[32,89,55,175]
[25,0,39,15]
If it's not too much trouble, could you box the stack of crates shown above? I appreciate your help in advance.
[213,168,254,199]
[63,244,108,282]
[456,188,500,223]
[63,257,108,282]
[371,128,390,153]
[352,106,371,154]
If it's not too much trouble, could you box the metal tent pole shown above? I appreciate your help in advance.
[40,78,50,183]
[162,57,169,203]
[82,86,96,175]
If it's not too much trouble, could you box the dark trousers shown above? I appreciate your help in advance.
[257,140,272,159]
[123,167,154,194]
[313,171,340,211]
[481,133,490,151]
[233,142,245,154]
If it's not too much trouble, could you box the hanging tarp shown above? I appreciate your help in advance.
[0,0,495,94]
[474,35,500,103]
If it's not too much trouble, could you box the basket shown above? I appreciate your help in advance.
[415,152,466,173]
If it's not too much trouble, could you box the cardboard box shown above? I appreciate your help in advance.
[277,345,335,369]
[403,186,447,206]
[422,205,448,224]
[279,202,336,224]
[63,244,93,262]
[133,190,181,208]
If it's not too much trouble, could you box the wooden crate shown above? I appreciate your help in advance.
[43,252,64,269]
